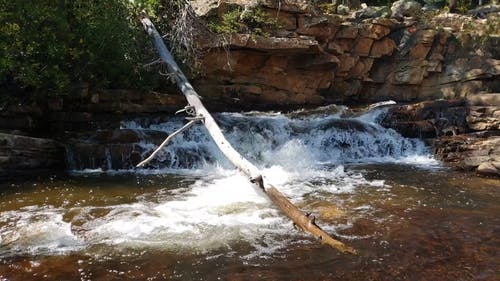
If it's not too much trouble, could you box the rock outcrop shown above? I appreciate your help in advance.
[434,132,500,176]
[189,1,499,110]
[437,92,500,176]
[65,129,168,171]
[0,133,65,179]
[381,99,468,138]
[0,89,185,135]
[383,93,500,176]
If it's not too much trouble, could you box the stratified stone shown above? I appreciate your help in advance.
[264,8,297,30]
[381,99,468,138]
[349,58,374,78]
[335,24,359,39]
[369,37,396,58]
[336,55,359,77]
[467,93,500,106]
[467,106,500,131]
[333,38,356,53]
[245,36,319,51]
[389,60,428,85]
[433,131,500,177]
[0,133,65,175]
[326,41,344,55]
[297,15,340,41]
[359,24,391,40]
[353,37,374,57]
[409,44,432,60]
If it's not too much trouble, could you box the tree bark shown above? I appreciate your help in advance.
[140,15,356,254]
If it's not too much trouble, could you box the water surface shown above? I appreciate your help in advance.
[1,107,498,280]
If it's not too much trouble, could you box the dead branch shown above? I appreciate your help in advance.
[139,15,356,254]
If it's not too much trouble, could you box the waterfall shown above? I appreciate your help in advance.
[1,105,440,259]
[110,105,437,173]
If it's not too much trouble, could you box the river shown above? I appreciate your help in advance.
[1,106,498,280]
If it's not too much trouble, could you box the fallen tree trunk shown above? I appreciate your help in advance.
[140,15,356,254]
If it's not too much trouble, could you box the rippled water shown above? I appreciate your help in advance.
[1,106,498,280]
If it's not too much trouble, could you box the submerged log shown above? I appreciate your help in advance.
[140,15,356,254]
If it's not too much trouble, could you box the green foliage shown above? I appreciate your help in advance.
[317,3,337,14]
[454,0,474,13]
[241,7,279,35]
[206,7,279,36]
[0,0,157,103]
[207,8,243,34]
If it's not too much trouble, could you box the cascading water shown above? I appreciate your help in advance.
[0,105,439,259]
[116,105,436,172]
[1,105,498,280]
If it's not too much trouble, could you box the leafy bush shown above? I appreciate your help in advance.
[0,0,155,103]
[206,7,279,36]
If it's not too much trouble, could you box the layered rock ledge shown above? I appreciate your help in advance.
[191,0,499,110]
[383,94,500,176]
[1,0,499,178]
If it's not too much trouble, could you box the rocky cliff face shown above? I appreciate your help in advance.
[189,0,499,110]
[184,0,499,176]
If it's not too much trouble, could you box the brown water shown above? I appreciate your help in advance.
[0,165,498,281]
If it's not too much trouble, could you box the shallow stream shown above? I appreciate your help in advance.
[1,106,498,280]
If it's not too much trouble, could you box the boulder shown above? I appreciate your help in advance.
[434,133,500,176]
[477,162,500,176]
[391,0,422,19]
[336,4,350,15]
[381,99,468,138]
[467,106,500,131]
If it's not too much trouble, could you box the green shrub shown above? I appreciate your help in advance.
[0,0,156,103]
[206,7,279,36]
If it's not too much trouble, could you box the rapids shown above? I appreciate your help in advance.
[0,105,498,280]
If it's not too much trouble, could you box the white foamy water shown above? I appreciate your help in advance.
[1,105,441,258]
[0,207,84,257]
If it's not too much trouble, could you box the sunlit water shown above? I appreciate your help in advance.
[1,106,498,280]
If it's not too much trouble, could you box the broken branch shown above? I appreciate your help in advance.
[136,119,200,167]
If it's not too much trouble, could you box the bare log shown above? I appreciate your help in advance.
[140,15,356,254]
